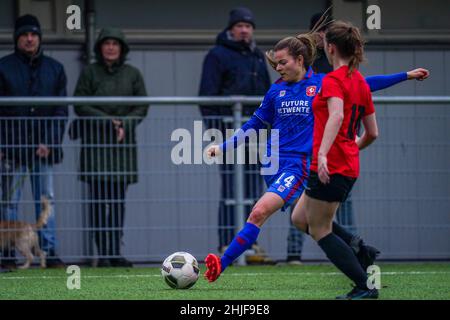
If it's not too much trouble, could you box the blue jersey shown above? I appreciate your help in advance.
[254,67,324,158]
[219,68,407,208]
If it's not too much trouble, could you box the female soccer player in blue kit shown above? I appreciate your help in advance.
[204,29,429,282]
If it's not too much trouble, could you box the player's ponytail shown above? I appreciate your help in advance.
[294,34,317,68]
[265,8,333,71]
[265,49,277,70]
[325,21,366,76]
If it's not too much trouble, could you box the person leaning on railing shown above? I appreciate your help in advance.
[70,27,148,268]
[0,14,68,270]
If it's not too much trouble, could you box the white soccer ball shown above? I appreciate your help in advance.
[161,252,200,289]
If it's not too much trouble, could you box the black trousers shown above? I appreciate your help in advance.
[88,180,128,257]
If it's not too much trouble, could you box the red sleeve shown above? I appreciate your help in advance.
[321,75,344,100]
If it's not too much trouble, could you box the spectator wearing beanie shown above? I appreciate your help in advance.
[0,14,68,269]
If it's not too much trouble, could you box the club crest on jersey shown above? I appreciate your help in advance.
[277,185,286,192]
[306,86,317,97]
[279,90,286,97]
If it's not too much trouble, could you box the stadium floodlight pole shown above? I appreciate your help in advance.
[233,100,246,266]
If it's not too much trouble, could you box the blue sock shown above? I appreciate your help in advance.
[220,222,260,271]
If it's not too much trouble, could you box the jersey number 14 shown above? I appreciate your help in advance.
[276,173,295,188]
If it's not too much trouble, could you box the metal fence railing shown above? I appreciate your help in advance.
[0,96,449,266]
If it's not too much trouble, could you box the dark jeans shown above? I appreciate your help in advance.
[0,161,57,260]
[88,180,128,258]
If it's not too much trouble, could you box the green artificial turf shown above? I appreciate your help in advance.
[0,263,449,300]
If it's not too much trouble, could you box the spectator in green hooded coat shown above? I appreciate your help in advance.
[72,27,148,267]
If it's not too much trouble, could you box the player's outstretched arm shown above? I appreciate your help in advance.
[365,67,429,92]
[219,115,266,152]
[207,115,266,158]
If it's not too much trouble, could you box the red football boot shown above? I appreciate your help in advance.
[204,253,222,282]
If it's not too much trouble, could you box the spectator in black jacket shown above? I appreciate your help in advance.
[199,7,273,264]
[199,7,271,115]
[0,14,68,269]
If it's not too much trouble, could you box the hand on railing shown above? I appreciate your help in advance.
[112,119,125,142]
[207,145,222,158]
[407,68,430,81]
[36,144,50,158]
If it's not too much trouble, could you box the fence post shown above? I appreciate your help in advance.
[232,101,246,266]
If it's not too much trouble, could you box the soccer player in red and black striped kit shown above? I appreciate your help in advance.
[290,20,419,299]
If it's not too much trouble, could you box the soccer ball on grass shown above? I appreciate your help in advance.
[161,252,200,289]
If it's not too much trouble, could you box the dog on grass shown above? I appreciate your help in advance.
[0,197,51,269]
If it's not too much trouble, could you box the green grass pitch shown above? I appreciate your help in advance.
[0,263,449,300]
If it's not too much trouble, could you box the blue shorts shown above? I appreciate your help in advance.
[263,153,310,211]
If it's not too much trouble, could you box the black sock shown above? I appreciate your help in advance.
[318,233,368,289]
[332,222,363,254]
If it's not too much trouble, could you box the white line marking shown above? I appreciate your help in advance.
[0,271,448,281]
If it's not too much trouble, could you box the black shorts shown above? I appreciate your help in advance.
[305,171,357,203]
